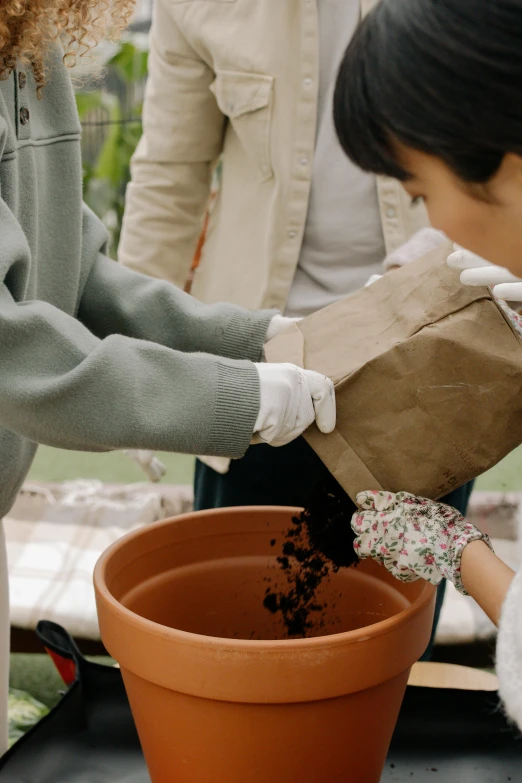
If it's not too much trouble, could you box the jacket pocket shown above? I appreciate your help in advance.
[210,70,274,181]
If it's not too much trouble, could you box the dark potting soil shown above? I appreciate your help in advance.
[263,473,359,637]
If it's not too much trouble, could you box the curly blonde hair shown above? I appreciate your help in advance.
[0,0,135,95]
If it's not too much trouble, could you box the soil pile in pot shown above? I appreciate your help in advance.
[264,473,359,636]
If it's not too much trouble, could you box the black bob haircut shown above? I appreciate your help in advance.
[333,0,522,184]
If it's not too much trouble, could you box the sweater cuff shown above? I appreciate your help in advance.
[220,309,277,362]
[453,534,494,595]
[205,360,260,458]
[497,568,522,730]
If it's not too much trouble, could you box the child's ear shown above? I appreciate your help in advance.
[499,153,522,189]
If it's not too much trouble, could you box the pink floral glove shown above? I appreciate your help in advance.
[351,490,493,595]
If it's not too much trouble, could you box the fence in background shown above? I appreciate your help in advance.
[76,11,152,253]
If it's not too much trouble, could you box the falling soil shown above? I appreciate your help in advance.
[264,473,359,637]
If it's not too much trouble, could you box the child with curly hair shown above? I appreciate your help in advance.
[0,0,336,752]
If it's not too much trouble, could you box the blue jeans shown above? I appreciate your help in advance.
[194,438,474,658]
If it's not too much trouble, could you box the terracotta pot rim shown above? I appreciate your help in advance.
[94,505,436,653]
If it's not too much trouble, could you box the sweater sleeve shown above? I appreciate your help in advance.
[496,567,522,731]
[79,204,275,361]
[118,0,225,283]
[0,203,261,458]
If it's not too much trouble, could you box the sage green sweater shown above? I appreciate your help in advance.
[0,48,273,518]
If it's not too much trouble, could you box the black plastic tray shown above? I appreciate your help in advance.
[1,622,520,782]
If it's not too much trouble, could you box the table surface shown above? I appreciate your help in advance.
[408,661,498,690]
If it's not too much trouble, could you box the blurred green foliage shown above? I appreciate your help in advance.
[76,42,148,255]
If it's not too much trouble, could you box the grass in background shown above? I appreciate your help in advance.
[27,445,522,491]
[28,447,195,485]
[474,446,522,492]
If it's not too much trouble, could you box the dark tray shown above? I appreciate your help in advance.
[1,622,520,782]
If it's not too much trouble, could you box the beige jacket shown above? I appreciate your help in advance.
[120,0,430,311]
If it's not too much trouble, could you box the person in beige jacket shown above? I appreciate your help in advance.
[120,0,473,652]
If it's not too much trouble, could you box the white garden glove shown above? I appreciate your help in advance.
[351,490,493,595]
[197,317,302,473]
[123,450,166,482]
[365,227,446,285]
[265,314,302,343]
[253,363,336,447]
[447,245,521,289]
[382,228,447,271]
[447,245,522,335]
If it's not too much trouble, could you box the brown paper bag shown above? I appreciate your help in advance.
[265,243,522,501]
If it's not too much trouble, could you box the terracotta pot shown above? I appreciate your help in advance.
[94,506,435,783]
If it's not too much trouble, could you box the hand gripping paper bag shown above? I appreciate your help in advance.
[265,243,522,501]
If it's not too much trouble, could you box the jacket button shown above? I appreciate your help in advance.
[18,72,27,89]
[19,107,30,125]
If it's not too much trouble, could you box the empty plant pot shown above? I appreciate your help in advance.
[94,506,435,783]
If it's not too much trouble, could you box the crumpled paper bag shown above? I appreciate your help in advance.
[265,243,522,501]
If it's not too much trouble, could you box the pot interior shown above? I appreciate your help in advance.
[121,550,410,641]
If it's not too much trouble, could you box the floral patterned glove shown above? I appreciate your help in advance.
[351,490,493,595]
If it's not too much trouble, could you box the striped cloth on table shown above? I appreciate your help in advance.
[5,481,192,640]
